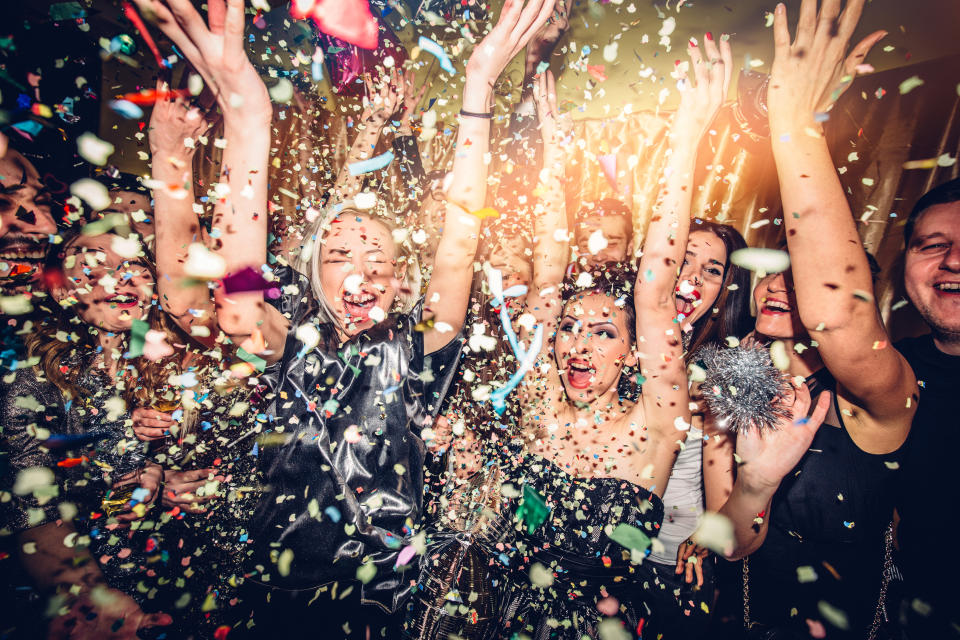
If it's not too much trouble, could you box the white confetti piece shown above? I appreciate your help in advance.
[70,179,111,211]
[730,248,790,273]
[183,243,226,280]
[587,229,608,255]
[269,78,293,103]
[368,306,386,323]
[354,191,377,210]
[77,132,114,166]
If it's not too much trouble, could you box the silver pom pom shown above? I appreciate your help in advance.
[695,342,792,433]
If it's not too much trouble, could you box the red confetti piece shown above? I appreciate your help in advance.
[587,65,608,82]
[122,1,168,69]
[57,457,84,468]
[117,89,190,106]
[290,0,379,49]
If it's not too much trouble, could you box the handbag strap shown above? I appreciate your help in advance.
[742,520,895,639]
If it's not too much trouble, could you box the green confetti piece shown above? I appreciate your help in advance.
[817,600,850,630]
[536,61,550,75]
[356,561,377,584]
[516,484,550,534]
[608,522,651,553]
[899,75,924,95]
[126,319,149,358]
[237,347,266,372]
[797,566,818,583]
[278,548,294,577]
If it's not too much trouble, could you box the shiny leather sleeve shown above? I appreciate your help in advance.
[249,297,464,612]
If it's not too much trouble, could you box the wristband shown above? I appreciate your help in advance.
[459,109,493,119]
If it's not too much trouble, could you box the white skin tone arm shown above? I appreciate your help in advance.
[421,0,558,355]
[767,0,914,447]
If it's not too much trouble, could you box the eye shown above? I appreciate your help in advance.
[559,321,575,333]
[595,328,616,339]
[921,242,949,252]
[705,266,723,278]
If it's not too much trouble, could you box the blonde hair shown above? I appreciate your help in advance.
[293,198,422,328]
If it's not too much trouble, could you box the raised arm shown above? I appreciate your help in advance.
[719,384,830,559]
[135,0,287,362]
[422,0,556,355]
[632,36,732,489]
[148,76,219,347]
[517,70,571,420]
[331,69,404,202]
[767,0,914,425]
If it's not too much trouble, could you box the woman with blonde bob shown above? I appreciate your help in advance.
[141,0,561,634]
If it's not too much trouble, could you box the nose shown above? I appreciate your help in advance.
[1,203,56,237]
[766,273,788,293]
[940,243,960,273]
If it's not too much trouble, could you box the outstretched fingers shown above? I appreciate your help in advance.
[511,0,557,57]
[719,36,733,97]
[772,2,792,57]
[842,29,887,78]
[223,0,246,62]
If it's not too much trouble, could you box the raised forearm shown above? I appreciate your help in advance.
[446,77,494,213]
[718,475,777,560]
[637,138,698,307]
[770,121,873,330]
[333,116,387,201]
[210,113,271,337]
[532,145,568,288]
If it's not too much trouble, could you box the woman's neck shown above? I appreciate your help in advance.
[96,331,126,378]
[568,384,633,425]
[768,335,824,379]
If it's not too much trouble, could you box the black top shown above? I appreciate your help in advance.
[489,437,666,639]
[249,266,463,611]
[895,334,960,616]
[747,369,904,638]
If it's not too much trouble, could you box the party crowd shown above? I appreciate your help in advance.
[0,0,958,638]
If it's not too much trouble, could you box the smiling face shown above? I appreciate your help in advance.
[575,214,631,268]
[753,269,806,340]
[676,230,728,324]
[904,203,960,339]
[0,149,57,296]
[56,234,155,333]
[317,214,402,336]
[554,292,636,404]
[105,189,154,246]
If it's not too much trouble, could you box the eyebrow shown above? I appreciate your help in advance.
[909,232,949,247]
[561,315,617,329]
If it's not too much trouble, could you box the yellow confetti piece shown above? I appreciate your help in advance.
[471,207,499,220]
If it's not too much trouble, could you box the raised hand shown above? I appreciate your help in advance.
[533,70,568,148]
[465,0,557,92]
[672,32,733,144]
[148,75,214,159]
[735,381,831,492]
[399,69,428,132]
[769,0,886,125]
[362,67,404,126]
[132,0,271,125]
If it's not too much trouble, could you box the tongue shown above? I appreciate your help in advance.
[568,367,593,389]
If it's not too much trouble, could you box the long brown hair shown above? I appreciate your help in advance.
[27,231,217,411]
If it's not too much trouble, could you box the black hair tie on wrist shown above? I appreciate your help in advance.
[459,109,494,119]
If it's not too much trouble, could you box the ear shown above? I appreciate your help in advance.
[624,348,638,368]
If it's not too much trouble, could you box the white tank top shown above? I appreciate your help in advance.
[647,425,704,564]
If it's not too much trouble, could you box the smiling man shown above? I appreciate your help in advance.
[894,176,960,638]
[0,145,57,298]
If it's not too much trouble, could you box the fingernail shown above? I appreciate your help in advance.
[776,2,785,13]
[705,31,713,41]
[675,59,682,66]
[688,37,698,47]
[721,33,730,42]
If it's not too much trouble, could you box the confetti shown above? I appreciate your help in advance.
[730,248,791,273]
[417,36,456,75]
[348,150,395,176]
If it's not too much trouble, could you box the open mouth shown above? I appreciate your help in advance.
[565,358,596,390]
[674,283,701,318]
[761,298,792,315]
[343,291,377,319]
[106,293,141,310]
[934,282,960,295]
[0,247,46,278]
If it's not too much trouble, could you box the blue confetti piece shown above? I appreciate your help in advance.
[131,487,151,503]
[11,121,43,136]
[108,99,143,120]
[325,506,342,523]
[348,150,394,176]
[418,36,455,75]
